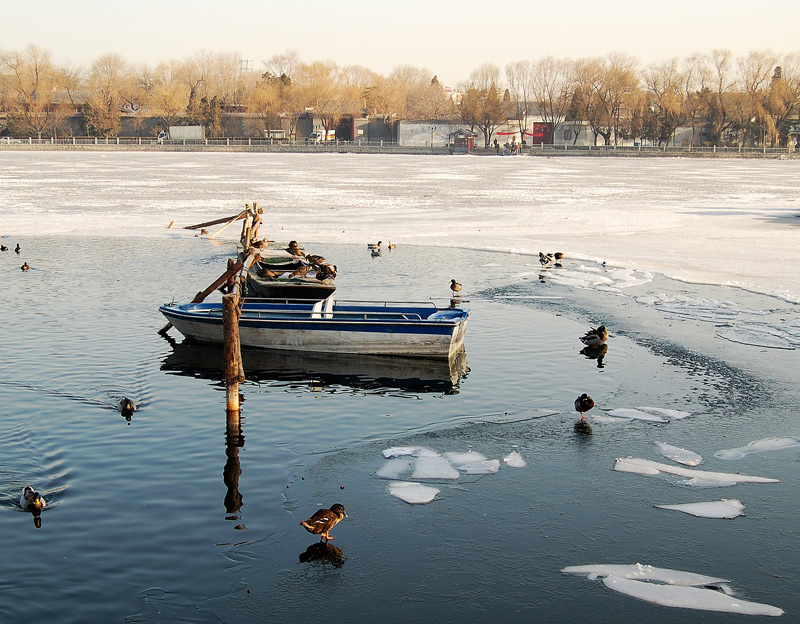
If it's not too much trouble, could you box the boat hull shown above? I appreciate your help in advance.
[160,301,469,359]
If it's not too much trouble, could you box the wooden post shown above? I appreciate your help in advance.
[223,293,241,412]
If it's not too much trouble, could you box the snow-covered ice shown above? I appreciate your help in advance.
[503,451,526,468]
[388,481,440,504]
[655,499,745,519]
[715,437,800,460]
[613,457,778,484]
[654,442,702,466]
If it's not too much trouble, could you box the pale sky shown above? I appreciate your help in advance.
[4,0,797,86]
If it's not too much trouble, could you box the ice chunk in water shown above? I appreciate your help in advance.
[715,437,800,459]
[718,326,795,350]
[412,455,460,480]
[613,457,778,484]
[638,406,691,420]
[682,477,737,488]
[388,481,440,504]
[503,451,526,468]
[607,408,668,423]
[382,446,418,458]
[655,499,744,519]
[561,563,728,586]
[444,451,487,468]
[463,459,500,474]
[655,441,702,466]
[376,458,413,479]
[602,576,783,616]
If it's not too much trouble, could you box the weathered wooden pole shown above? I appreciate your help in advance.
[223,293,242,413]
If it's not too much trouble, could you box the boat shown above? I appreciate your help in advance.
[244,251,336,300]
[161,341,469,392]
[159,296,470,359]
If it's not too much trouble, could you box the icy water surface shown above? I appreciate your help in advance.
[1,236,798,622]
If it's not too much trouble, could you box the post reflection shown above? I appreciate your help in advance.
[223,408,244,521]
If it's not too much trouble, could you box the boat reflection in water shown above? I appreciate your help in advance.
[161,341,469,393]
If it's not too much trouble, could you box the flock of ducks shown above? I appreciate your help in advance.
[367,241,396,257]
[539,251,564,268]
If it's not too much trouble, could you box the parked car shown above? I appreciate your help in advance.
[305,132,321,144]
[0,137,21,144]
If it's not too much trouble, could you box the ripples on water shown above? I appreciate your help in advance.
[1,237,797,622]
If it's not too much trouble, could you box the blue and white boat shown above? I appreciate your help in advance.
[159,296,470,359]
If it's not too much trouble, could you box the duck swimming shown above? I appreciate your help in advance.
[579,325,608,347]
[20,486,46,511]
[0,245,7,251]
[300,503,347,542]
[119,397,137,416]
[450,279,462,296]
[367,241,382,250]
[21,262,30,271]
[15,243,21,254]
[574,393,595,420]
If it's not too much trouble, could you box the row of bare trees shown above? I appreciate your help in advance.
[2,45,800,147]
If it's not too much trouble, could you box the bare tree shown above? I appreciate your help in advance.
[1,45,67,138]
[642,58,685,145]
[764,54,800,147]
[696,49,737,145]
[150,60,189,130]
[505,60,534,139]
[460,64,505,147]
[264,50,301,82]
[531,57,573,144]
[294,61,345,136]
[735,50,777,146]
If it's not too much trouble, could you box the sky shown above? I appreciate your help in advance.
[4,0,798,86]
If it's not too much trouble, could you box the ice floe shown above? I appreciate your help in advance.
[682,477,738,488]
[654,442,702,466]
[376,458,413,479]
[503,451,526,468]
[412,455,460,480]
[602,576,783,616]
[655,499,745,519]
[715,437,800,460]
[561,563,728,586]
[637,406,691,420]
[606,408,667,423]
[388,482,440,504]
[613,457,779,484]
[562,563,783,616]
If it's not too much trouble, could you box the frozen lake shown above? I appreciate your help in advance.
[1,153,799,622]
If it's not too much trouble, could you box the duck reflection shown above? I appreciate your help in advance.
[580,344,608,368]
[299,541,345,567]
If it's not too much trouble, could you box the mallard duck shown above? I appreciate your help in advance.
[20,486,46,510]
[579,325,608,347]
[450,279,462,296]
[15,243,22,254]
[305,254,326,266]
[0,245,7,251]
[21,262,30,271]
[300,503,347,542]
[286,241,302,255]
[574,393,595,419]
[119,397,137,416]
[553,252,564,267]
[387,242,396,250]
[367,241,382,250]
[371,248,381,257]
[538,252,552,267]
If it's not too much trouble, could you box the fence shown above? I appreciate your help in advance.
[0,136,797,158]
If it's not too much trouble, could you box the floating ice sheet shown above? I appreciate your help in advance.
[561,563,728,586]
[563,564,783,616]
[412,455,460,480]
[718,327,795,350]
[613,457,778,484]
[376,458,413,479]
[443,451,487,468]
[606,408,668,423]
[655,499,745,519]
[382,446,418,459]
[503,451,526,468]
[638,406,691,420]
[655,442,702,466]
[388,481,440,504]
[463,459,500,474]
[603,576,783,616]
[715,437,800,460]
[682,477,738,488]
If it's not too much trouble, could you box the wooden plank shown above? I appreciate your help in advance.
[184,210,247,230]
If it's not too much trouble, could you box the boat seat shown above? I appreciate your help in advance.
[311,300,324,318]
[323,296,335,318]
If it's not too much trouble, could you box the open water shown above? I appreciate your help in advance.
[1,235,798,623]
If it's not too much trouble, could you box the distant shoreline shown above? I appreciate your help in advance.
[1,142,797,160]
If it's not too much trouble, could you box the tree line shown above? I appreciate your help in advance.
[1,46,799,147]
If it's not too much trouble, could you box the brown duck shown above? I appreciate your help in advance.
[300,503,347,542]
[574,393,595,419]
